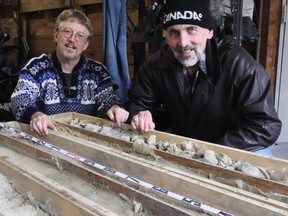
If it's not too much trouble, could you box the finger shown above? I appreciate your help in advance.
[107,110,115,121]
[112,110,122,127]
[47,118,56,130]
[131,120,137,130]
[143,114,150,132]
[131,116,141,132]
[31,123,43,136]
[124,112,129,123]
[117,111,129,126]
[146,114,155,131]
[32,126,41,136]
[43,117,57,135]
[32,118,43,136]
[39,117,49,136]
[35,117,50,136]
[149,122,155,131]
[38,122,47,136]
[138,116,148,133]
[140,112,151,132]
[135,113,143,131]
[114,115,122,127]
[42,128,49,136]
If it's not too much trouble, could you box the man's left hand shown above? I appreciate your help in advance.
[107,105,129,127]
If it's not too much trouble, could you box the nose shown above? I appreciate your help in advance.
[67,33,77,42]
[178,32,190,48]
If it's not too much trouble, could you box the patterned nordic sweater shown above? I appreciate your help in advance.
[10,52,122,123]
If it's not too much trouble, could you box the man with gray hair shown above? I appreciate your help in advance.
[11,9,129,136]
[126,0,281,156]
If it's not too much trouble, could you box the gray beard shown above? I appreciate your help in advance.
[177,55,199,67]
[174,46,203,67]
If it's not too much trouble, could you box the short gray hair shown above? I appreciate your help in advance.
[54,9,94,40]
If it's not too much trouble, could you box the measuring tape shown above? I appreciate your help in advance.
[0,122,233,216]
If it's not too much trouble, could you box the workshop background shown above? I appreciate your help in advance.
[0,0,287,157]
[1,1,288,215]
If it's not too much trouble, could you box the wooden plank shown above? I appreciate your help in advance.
[51,112,288,170]
[0,155,116,216]
[1,122,287,215]
[26,19,55,37]
[50,112,288,196]
[25,13,102,36]
[257,0,282,94]
[41,129,288,215]
[83,50,103,62]
[20,0,69,13]
[151,131,287,170]
[265,1,282,94]
[0,128,192,216]
[78,0,102,5]
[88,12,103,35]
[0,18,19,46]
[20,0,102,13]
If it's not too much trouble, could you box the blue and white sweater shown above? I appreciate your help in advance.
[11,52,122,123]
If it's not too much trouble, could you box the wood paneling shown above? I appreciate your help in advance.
[21,2,104,64]
[257,0,282,95]
[2,1,282,87]
[19,0,137,76]
[20,0,102,13]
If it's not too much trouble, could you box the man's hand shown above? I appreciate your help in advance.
[131,110,155,133]
[106,105,129,127]
[30,111,56,136]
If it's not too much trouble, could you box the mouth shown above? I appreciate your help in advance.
[65,43,76,51]
[178,49,194,59]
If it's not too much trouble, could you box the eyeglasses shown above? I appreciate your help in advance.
[59,28,87,42]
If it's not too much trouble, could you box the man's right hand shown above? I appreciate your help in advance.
[131,110,155,133]
[30,111,56,136]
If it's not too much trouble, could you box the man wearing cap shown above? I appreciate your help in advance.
[125,0,281,156]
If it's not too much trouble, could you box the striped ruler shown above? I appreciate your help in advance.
[0,122,233,216]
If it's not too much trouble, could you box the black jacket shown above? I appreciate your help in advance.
[126,36,282,151]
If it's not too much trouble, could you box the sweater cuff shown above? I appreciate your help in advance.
[22,107,40,124]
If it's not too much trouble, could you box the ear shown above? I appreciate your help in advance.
[207,30,214,39]
[54,32,59,43]
[82,41,89,51]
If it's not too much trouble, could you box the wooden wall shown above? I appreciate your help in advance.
[21,0,105,63]
[0,0,283,93]
[0,0,139,79]
[0,1,22,71]
[257,0,282,94]
[23,7,104,62]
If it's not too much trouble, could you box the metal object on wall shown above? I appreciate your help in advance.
[233,0,243,45]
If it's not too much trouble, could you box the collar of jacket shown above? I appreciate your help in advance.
[49,51,86,75]
[204,37,222,86]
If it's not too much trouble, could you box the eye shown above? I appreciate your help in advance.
[76,32,85,40]
[64,29,71,33]
[186,26,197,34]
[167,29,180,38]
[63,28,72,36]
